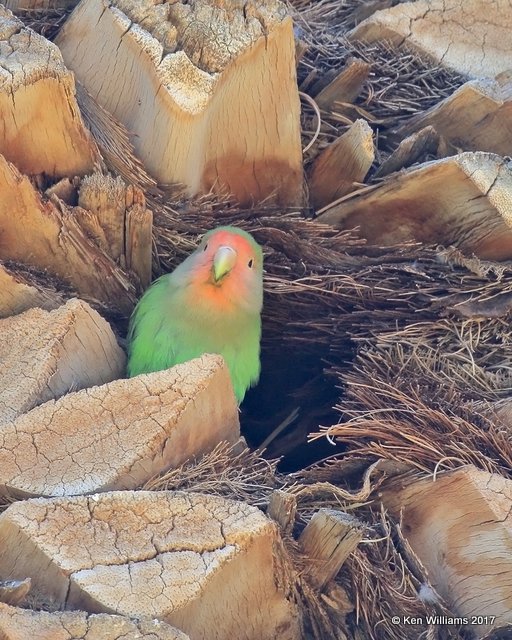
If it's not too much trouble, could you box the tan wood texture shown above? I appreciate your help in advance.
[0,354,240,497]
[318,152,512,260]
[0,492,300,639]
[56,0,303,205]
[381,466,512,634]
[349,0,512,79]
[0,7,99,177]
[0,299,125,424]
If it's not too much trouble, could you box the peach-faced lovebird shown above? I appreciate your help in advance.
[127,226,263,403]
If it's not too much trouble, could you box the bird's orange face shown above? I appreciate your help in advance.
[186,227,263,315]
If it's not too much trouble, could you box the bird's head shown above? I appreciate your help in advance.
[185,226,264,315]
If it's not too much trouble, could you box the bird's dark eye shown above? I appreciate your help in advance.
[248,259,253,268]
[203,243,208,251]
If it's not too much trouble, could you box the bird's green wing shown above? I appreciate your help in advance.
[126,275,183,377]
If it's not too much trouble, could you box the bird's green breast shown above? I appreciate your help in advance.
[127,275,261,403]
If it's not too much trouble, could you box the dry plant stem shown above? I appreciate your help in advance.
[309,118,374,209]
[299,509,365,590]
[299,92,322,153]
[268,490,298,535]
[258,408,301,453]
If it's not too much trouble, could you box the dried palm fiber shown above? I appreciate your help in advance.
[300,333,512,638]
[0,260,74,302]
[6,6,72,40]
[300,258,512,637]
[267,245,512,463]
[59,208,512,627]
[75,83,158,194]
[305,247,512,467]
[312,323,512,477]
[288,0,465,172]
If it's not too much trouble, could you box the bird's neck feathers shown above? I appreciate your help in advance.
[174,254,262,319]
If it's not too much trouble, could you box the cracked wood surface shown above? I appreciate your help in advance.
[0,262,66,318]
[0,354,239,497]
[0,6,99,178]
[318,152,512,260]
[0,298,125,425]
[380,466,512,633]
[0,153,136,313]
[0,491,300,639]
[55,0,303,206]
[0,603,189,640]
[309,119,374,210]
[395,74,512,157]
[349,0,512,79]
[78,173,153,291]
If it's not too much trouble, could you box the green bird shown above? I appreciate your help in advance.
[127,226,264,403]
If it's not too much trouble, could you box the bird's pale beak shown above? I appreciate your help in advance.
[212,246,237,282]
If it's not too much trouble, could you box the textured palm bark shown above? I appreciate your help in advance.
[0,154,136,313]
[381,466,512,635]
[309,119,374,210]
[314,58,371,112]
[0,354,240,497]
[395,75,512,157]
[56,0,303,205]
[349,0,512,79]
[0,263,66,319]
[318,152,512,260]
[0,299,125,424]
[0,492,301,639]
[78,173,153,291]
[0,603,189,640]
[0,7,99,177]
